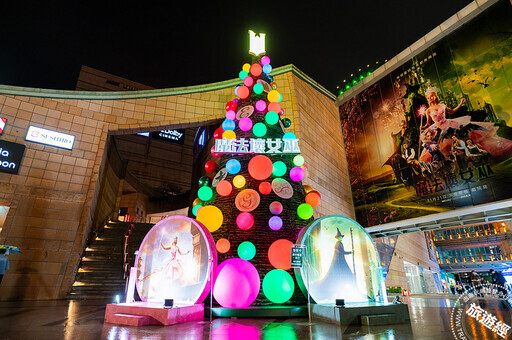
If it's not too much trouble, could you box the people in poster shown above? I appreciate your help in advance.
[451,134,467,170]
[304,219,380,304]
[160,236,190,281]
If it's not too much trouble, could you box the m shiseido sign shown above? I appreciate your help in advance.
[0,140,26,174]
[26,126,75,150]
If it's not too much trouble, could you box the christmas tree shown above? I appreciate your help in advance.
[193,32,322,307]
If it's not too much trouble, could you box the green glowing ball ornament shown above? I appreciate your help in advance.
[297,203,313,220]
[293,155,305,167]
[253,83,264,94]
[197,186,213,201]
[262,269,295,303]
[272,161,287,177]
[253,122,267,137]
[238,241,256,261]
[192,204,202,216]
[265,111,279,125]
[239,70,248,80]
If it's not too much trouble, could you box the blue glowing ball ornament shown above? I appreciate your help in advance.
[283,132,296,139]
[222,119,236,131]
[226,159,242,175]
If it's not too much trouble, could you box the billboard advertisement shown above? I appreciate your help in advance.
[339,2,512,228]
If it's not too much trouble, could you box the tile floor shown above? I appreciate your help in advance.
[0,295,471,339]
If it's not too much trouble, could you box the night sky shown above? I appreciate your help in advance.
[0,1,472,94]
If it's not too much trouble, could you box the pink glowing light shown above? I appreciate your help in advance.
[255,100,267,112]
[239,117,253,132]
[213,258,260,308]
[289,167,305,181]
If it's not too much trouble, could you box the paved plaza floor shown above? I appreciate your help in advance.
[0,295,463,339]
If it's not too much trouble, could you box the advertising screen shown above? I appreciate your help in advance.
[135,216,216,304]
[340,2,512,228]
[295,215,385,304]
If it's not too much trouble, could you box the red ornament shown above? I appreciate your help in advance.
[214,127,224,139]
[211,145,222,158]
[225,100,237,111]
[205,161,217,174]
[259,182,272,195]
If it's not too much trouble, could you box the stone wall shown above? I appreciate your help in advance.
[385,232,441,289]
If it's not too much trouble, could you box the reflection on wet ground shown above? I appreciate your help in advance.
[0,295,486,339]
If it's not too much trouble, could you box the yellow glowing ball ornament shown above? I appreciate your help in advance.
[222,130,236,139]
[242,63,251,73]
[268,90,280,103]
[233,175,246,188]
[197,205,223,232]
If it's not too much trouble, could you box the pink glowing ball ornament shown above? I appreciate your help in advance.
[213,258,261,308]
[239,117,253,132]
[255,100,267,112]
[289,167,305,181]
[226,110,236,120]
[260,56,271,65]
[269,201,283,215]
[236,212,254,230]
[268,216,283,231]
[243,76,254,87]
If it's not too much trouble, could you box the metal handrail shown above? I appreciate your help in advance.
[123,213,142,279]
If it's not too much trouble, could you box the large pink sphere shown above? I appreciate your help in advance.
[213,258,260,308]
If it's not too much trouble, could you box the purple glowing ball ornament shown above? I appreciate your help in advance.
[213,258,261,308]
[268,216,283,231]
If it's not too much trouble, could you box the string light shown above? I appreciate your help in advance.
[336,59,388,96]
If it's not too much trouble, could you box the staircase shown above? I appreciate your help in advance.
[68,221,155,300]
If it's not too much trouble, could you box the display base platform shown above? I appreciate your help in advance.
[207,305,308,318]
[104,302,204,326]
[312,302,410,326]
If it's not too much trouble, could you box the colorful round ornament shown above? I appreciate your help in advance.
[271,178,293,199]
[235,189,261,212]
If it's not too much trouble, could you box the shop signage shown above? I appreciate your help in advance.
[290,245,305,268]
[215,138,300,154]
[0,117,6,135]
[25,126,75,150]
[0,140,26,174]
[152,129,185,144]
